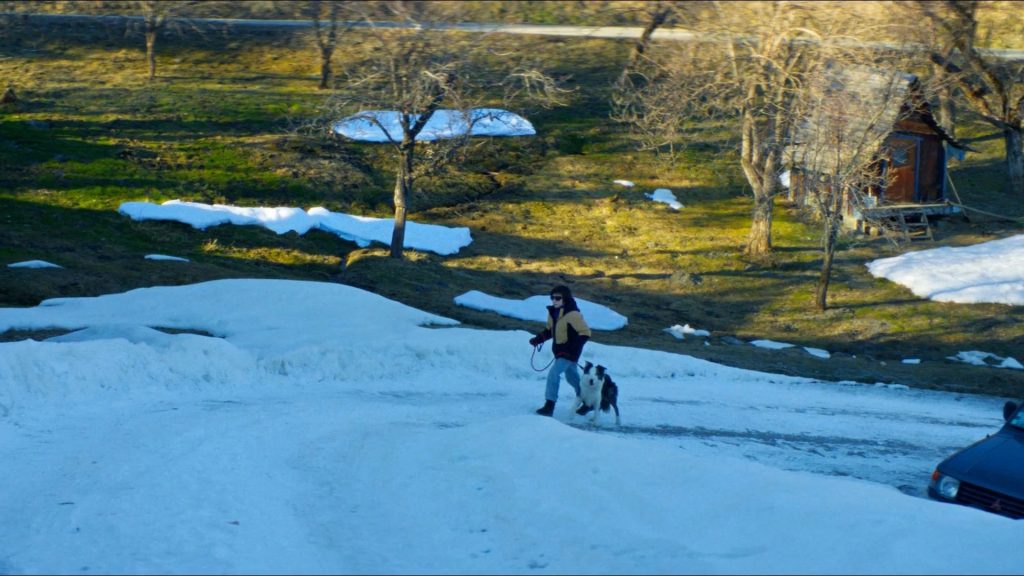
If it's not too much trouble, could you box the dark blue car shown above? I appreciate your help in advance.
[929,399,1024,519]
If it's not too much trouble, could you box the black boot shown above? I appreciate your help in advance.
[535,400,555,416]
[576,404,592,416]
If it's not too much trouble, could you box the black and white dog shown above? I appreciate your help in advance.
[572,361,621,425]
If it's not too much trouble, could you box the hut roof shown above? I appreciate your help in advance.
[786,64,961,174]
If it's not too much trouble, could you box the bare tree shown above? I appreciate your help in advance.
[308,0,349,90]
[134,0,197,82]
[615,2,946,307]
[914,0,1024,194]
[322,1,568,259]
[615,1,820,257]
[140,0,172,82]
[788,65,917,310]
[614,1,691,92]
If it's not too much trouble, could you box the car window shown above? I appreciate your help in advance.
[1012,411,1024,429]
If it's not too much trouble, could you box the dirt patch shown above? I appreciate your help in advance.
[0,328,75,342]
[0,326,217,342]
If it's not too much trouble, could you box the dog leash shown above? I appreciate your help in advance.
[530,343,586,372]
[530,343,555,372]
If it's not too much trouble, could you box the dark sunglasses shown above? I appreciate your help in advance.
[550,295,563,301]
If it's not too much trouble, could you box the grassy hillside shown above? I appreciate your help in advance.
[1,14,1022,397]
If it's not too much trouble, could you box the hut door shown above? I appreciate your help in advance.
[884,135,920,203]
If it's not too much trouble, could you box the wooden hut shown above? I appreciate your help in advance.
[786,65,967,240]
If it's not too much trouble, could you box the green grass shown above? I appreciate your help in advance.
[1,14,1023,397]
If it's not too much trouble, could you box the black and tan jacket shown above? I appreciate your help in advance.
[535,298,591,362]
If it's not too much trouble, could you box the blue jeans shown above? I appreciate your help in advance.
[546,358,581,402]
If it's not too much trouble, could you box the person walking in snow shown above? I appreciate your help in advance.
[528,285,591,416]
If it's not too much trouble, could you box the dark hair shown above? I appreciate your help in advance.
[550,285,572,298]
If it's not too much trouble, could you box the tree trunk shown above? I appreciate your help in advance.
[746,193,774,256]
[145,30,157,81]
[318,47,332,89]
[390,143,415,259]
[935,46,958,138]
[739,105,777,257]
[938,85,957,139]
[1006,127,1024,194]
[816,221,839,312]
[617,7,670,89]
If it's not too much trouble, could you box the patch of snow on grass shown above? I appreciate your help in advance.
[145,254,190,262]
[947,350,1022,370]
[645,188,683,210]
[7,260,62,269]
[750,339,795,350]
[665,324,710,339]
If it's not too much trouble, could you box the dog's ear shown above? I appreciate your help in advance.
[583,361,593,373]
[595,365,606,378]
